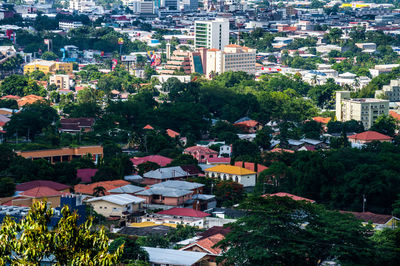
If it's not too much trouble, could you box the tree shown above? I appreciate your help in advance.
[254,126,273,150]
[302,120,322,139]
[137,161,161,176]
[214,180,244,207]
[0,75,46,97]
[217,196,374,266]
[93,186,106,197]
[109,237,148,264]
[0,177,15,197]
[371,114,397,137]
[0,201,122,264]
[371,227,400,265]
[5,103,59,141]
[167,154,198,167]
[41,51,58,60]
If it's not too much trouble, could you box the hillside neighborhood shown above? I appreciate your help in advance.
[1,0,400,265]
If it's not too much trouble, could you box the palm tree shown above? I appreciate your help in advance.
[93,186,106,197]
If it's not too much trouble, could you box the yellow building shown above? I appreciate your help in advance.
[24,60,73,74]
[205,165,256,187]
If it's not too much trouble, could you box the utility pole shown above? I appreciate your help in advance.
[362,194,366,212]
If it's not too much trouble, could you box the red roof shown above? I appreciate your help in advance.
[198,226,231,239]
[184,146,218,155]
[130,155,172,167]
[263,192,315,203]
[348,131,392,141]
[312,116,331,124]
[166,129,180,138]
[340,211,394,224]
[1,95,20,100]
[390,110,400,121]
[77,168,98,183]
[143,124,154,130]
[74,180,130,195]
[181,233,224,255]
[157,207,211,218]
[233,120,260,128]
[234,161,268,173]
[207,157,231,164]
[16,180,70,192]
[19,186,69,198]
[269,148,295,153]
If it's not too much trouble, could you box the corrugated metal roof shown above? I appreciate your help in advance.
[86,194,145,205]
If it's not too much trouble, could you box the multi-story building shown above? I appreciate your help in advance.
[59,20,84,31]
[181,0,198,11]
[69,0,96,12]
[375,79,400,102]
[160,49,206,75]
[49,74,70,90]
[23,60,73,75]
[336,91,389,129]
[206,44,256,77]
[162,0,178,10]
[124,0,154,14]
[195,18,229,50]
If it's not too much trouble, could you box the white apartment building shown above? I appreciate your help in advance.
[336,91,389,129]
[49,74,70,91]
[69,0,96,12]
[206,44,256,77]
[125,0,154,14]
[195,18,229,50]
[59,21,83,31]
[375,79,400,102]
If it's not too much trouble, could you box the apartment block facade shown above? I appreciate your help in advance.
[375,79,400,101]
[336,91,389,129]
[195,18,229,50]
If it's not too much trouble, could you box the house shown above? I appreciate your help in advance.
[166,129,180,138]
[135,187,193,206]
[207,157,231,164]
[118,225,173,236]
[142,166,191,185]
[16,146,103,164]
[76,168,98,183]
[340,211,400,230]
[184,146,219,164]
[130,155,172,167]
[219,144,232,157]
[348,131,392,145]
[234,161,268,174]
[4,186,70,208]
[205,165,256,187]
[59,118,95,134]
[184,194,217,211]
[233,119,263,133]
[263,192,315,203]
[16,180,71,193]
[86,194,145,218]
[144,207,210,228]
[143,247,208,266]
[151,180,204,194]
[180,233,225,263]
[74,180,131,196]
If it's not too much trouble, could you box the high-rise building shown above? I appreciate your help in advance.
[159,49,206,75]
[181,0,198,11]
[375,79,400,102]
[161,0,178,10]
[336,91,389,129]
[195,18,229,50]
[206,44,256,77]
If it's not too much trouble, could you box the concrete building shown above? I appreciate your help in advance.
[160,49,206,75]
[125,0,154,14]
[162,0,178,10]
[59,21,84,31]
[375,79,400,101]
[205,165,256,187]
[49,74,70,90]
[16,146,103,164]
[69,0,97,12]
[23,60,73,75]
[86,194,145,218]
[336,91,389,129]
[206,44,256,77]
[195,18,229,50]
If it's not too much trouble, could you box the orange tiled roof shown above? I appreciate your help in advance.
[20,186,69,198]
[390,110,400,121]
[181,233,225,255]
[166,129,180,138]
[269,148,295,153]
[234,161,268,173]
[263,192,315,203]
[74,180,130,195]
[225,44,242,48]
[143,124,154,130]
[312,116,331,124]
[233,120,260,128]
[348,131,392,141]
